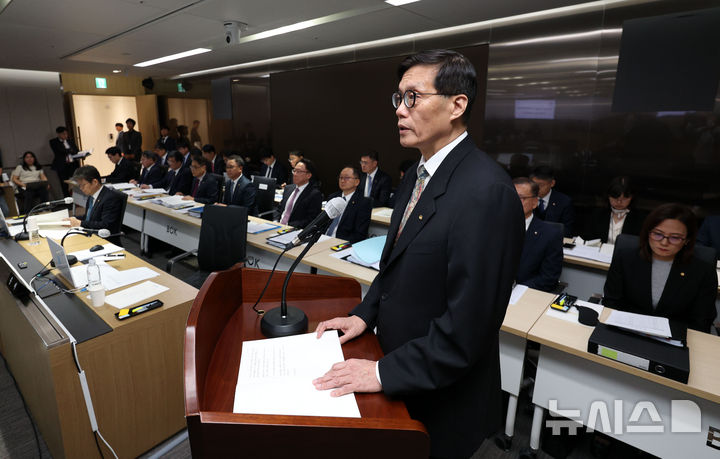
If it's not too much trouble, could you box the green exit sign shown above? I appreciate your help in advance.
[95,78,107,89]
[177,82,186,93]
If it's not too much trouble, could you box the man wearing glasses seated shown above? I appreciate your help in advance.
[604,203,717,333]
[274,158,322,228]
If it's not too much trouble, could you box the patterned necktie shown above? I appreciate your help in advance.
[86,195,94,219]
[266,166,273,178]
[538,198,546,215]
[325,196,346,236]
[191,178,199,197]
[365,175,372,198]
[280,188,300,225]
[396,165,429,240]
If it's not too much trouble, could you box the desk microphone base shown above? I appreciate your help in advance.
[261,306,308,338]
[14,232,29,241]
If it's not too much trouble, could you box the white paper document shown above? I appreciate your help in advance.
[233,331,361,418]
[69,262,159,291]
[152,195,195,209]
[105,280,169,308]
[374,208,393,218]
[509,284,528,305]
[247,221,281,234]
[563,244,613,264]
[107,182,136,190]
[603,310,672,338]
[266,229,330,248]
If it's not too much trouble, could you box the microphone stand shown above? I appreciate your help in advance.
[14,200,71,241]
[14,202,52,241]
[260,228,325,337]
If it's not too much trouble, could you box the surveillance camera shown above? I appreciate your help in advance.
[224,21,247,46]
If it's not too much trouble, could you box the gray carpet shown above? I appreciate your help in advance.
[0,230,651,458]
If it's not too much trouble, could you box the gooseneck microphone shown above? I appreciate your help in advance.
[288,197,347,248]
[15,197,74,241]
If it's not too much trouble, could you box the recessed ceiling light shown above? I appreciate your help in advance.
[134,48,211,68]
[112,69,122,73]
[385,0,421,6]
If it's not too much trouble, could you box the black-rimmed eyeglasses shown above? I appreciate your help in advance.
[391,90,447,109]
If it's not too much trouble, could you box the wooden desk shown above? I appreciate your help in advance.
[497,288,556,447]
[369,207,392,237]
[0,235,197,458]
[525,306,720,457]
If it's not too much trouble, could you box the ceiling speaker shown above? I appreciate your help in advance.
[142,77,154,90]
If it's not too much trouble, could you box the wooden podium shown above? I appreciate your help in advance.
[184,266,429,458]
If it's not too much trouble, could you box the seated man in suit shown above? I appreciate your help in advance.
[260,149,289,186]
[326,166,372,243]
[157,125,176,152]
[131,151,165,189]
[275,158,322,228]
[530,165,575,237]
[697,215,720,259]
[358,150,392,207]
[154,142,170,168]
[513,177,563,292]
[218,155,257,216]
[65,165,125,245]
[161,151,192,196]
[179,156,220,204]
[177,139,193,170]
[202,144,225,176]
[104,146,137,183]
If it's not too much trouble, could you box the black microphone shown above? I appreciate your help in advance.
[15,197,74,241]
[289,197,347,247]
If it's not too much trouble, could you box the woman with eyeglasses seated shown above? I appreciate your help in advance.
[584,176,646,244]
[603,203,717,333]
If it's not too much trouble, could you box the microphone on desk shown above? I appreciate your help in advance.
[14,197,74,241]
[288,197,347,248]
[84,228,125,239]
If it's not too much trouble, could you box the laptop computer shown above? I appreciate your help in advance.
[0,212,10,238]
[47,237,85,288]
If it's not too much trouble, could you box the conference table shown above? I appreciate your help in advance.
[526,305,720,458]
[0,233,197,458]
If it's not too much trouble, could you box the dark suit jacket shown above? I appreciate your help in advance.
[516,217,563,292]
[535,189,574,237]
[157,136,176,152]
[190,173,221,204]
[275,183,323,228]
[82,187,125,244]
[209,155,225,175]
[138,164,165,188]
[163,167,192,196]
[603,242,717,333]
[121,130,142,159]
[352,136,525,458]
[697,215,720,259]
[105,158,138,184]
[358,169,392,208]
[49,137,79,178]
[584,207,646,243]
[326,190,371,243]
[222,175,257,216]
[260,161,289,186]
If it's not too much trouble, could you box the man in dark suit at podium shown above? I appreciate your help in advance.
[357,151,392,207]
[530,165,575,237]
[513,177,563,292]
[314,50,524,458]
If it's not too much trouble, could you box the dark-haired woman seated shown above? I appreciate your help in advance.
[584,176,645,244]
[12,151,50,213]
[603,203,717,333]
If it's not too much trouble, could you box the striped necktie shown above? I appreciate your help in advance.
[396,165,429,240]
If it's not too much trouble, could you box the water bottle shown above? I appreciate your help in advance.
[27,217,40,246]
[86,258,105,307]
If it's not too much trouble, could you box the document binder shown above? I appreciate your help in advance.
[588,323,689,383]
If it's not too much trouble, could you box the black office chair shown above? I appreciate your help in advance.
[166,204,248,288]
[251,175,277,219]
[106,189,128,247]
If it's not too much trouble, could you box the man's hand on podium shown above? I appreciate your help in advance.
[312,359,380,397]
[315,315,367,344]
[314,316,380,396]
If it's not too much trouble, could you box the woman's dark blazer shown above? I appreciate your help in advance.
[603,235,717,333]
[584,207,646,243]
